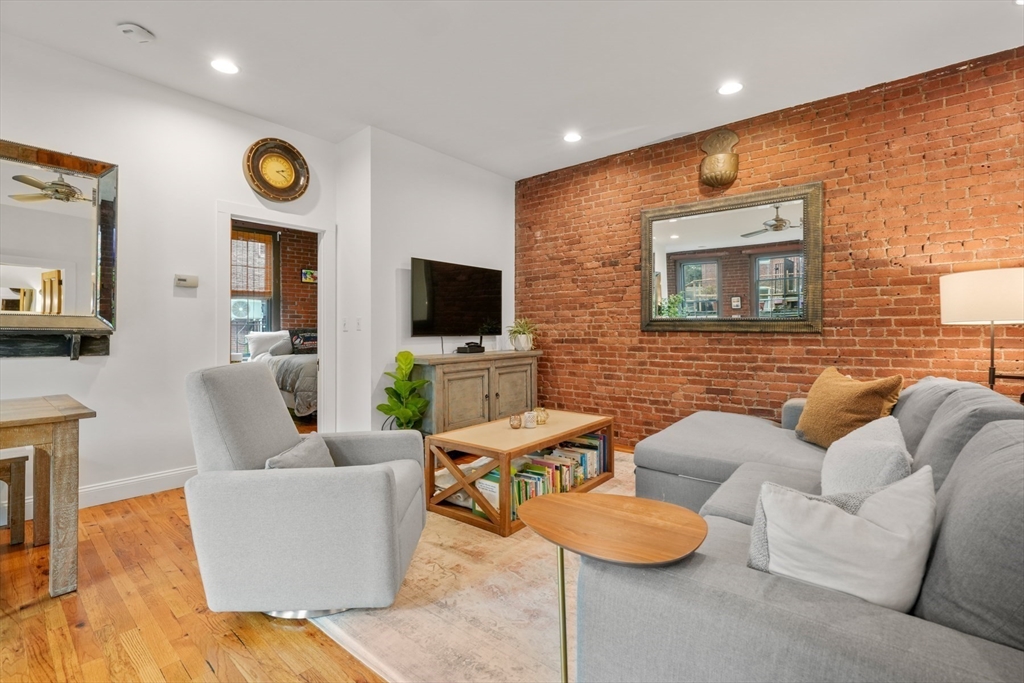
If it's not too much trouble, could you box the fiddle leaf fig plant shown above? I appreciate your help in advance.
[377,350,431,430]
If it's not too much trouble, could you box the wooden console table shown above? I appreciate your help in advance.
[0,395,95,597]
[424,409,613,537]
[413,350,541,434]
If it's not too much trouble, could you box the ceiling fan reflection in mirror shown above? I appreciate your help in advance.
[8,173,95,204]
[741,204,802,238]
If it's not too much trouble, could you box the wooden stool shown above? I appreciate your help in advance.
[0,446,32,545]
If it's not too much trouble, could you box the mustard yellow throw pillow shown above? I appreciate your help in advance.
[795,367,904,448]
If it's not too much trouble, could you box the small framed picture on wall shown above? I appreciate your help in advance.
[301,269,317,283]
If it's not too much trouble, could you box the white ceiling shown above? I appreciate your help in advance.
[653,200,804,251]
[1,1,1021,180]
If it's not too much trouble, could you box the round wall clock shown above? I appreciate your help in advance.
[243,138,309,202]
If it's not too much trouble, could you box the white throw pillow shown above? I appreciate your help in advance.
[265,433,334,469]
[246,330,290,358]
[748,466,936,612]
[821,416,912,495]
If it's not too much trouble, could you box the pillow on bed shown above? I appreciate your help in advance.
[269,339,293,356]
[247,330,290,358]
[291,328,317,354]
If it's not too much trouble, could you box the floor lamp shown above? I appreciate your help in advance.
[940,267,1024,393]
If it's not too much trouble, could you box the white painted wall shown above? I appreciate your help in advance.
[0,34,516,519]
[367,128,515,428]
[334,129,374,431]
[0,33,337,517]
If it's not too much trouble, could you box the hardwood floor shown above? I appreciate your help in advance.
[0,488,384,683]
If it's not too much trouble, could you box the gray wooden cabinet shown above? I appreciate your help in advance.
[412,350,541,435]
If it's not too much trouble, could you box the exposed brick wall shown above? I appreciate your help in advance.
[515,48,1024,446]
[279,227,318,331]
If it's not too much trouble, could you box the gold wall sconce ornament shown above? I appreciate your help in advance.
[699,129,739,187]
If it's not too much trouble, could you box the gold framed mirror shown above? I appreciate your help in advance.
[641,182,823,333]
[0,140,118,358]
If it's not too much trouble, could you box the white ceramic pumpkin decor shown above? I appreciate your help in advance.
[511,334,534,351]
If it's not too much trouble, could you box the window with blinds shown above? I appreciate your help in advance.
[230,226,278,355]
[231,230,273,298]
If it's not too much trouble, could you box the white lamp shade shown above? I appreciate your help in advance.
[940,268,1024,325]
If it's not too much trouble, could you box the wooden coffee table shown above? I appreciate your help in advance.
[424,410,614,537]
[518,493,708,683]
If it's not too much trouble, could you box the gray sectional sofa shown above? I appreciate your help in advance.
[577,377,1024,682]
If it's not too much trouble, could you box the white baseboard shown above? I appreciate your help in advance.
[0,465,197,523]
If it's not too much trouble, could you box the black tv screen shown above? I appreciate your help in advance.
[411,258,502,337]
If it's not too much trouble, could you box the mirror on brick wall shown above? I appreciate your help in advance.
[641,182,823,333]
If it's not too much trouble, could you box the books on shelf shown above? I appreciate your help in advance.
[469,431,609,521]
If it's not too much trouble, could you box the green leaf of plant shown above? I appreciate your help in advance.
[406,379,430,391]
[395,351,415,379]
[394,379,415,397]
[384,371,402,381]
[384,386,401,402]
[375,403,393,414]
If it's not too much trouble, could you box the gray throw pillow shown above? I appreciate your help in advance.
[820,416,911,495]
[265,432,334,469]
[268,338,293,356]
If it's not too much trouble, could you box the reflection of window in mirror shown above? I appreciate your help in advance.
[754,253,804,318]
[678,261,719,318]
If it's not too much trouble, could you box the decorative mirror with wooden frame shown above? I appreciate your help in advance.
[0,141,118,359]
[641,182,823,333]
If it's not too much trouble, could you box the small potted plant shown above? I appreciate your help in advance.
[377,351,430,430]
[507,318,539,352]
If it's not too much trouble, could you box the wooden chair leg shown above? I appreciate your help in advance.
[8,460,25,545]
[0,456,28,546]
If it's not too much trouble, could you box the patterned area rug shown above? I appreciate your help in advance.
[312,452,636,683]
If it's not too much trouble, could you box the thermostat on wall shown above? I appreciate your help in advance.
[174,274,199,288]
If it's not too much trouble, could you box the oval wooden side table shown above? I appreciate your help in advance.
[518,493,708,683]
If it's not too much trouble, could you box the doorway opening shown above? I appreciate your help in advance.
[230,219,319,433]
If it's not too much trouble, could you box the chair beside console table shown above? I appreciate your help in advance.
[0,395,95,597]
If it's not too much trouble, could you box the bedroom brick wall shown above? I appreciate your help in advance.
[515,47,1024,446]
[279,227,318,331]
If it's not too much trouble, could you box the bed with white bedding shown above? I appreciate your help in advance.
[246,330,318,416]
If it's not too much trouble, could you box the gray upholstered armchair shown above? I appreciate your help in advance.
[183,363,424,617]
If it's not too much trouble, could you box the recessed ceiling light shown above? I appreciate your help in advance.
[211,59,239,75]
[717,81,743,95]
[670,235,679,239]
[1017,0,1023,6]
[563,132,582,142]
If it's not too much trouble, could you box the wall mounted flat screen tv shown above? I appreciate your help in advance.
[411,258,502,337]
